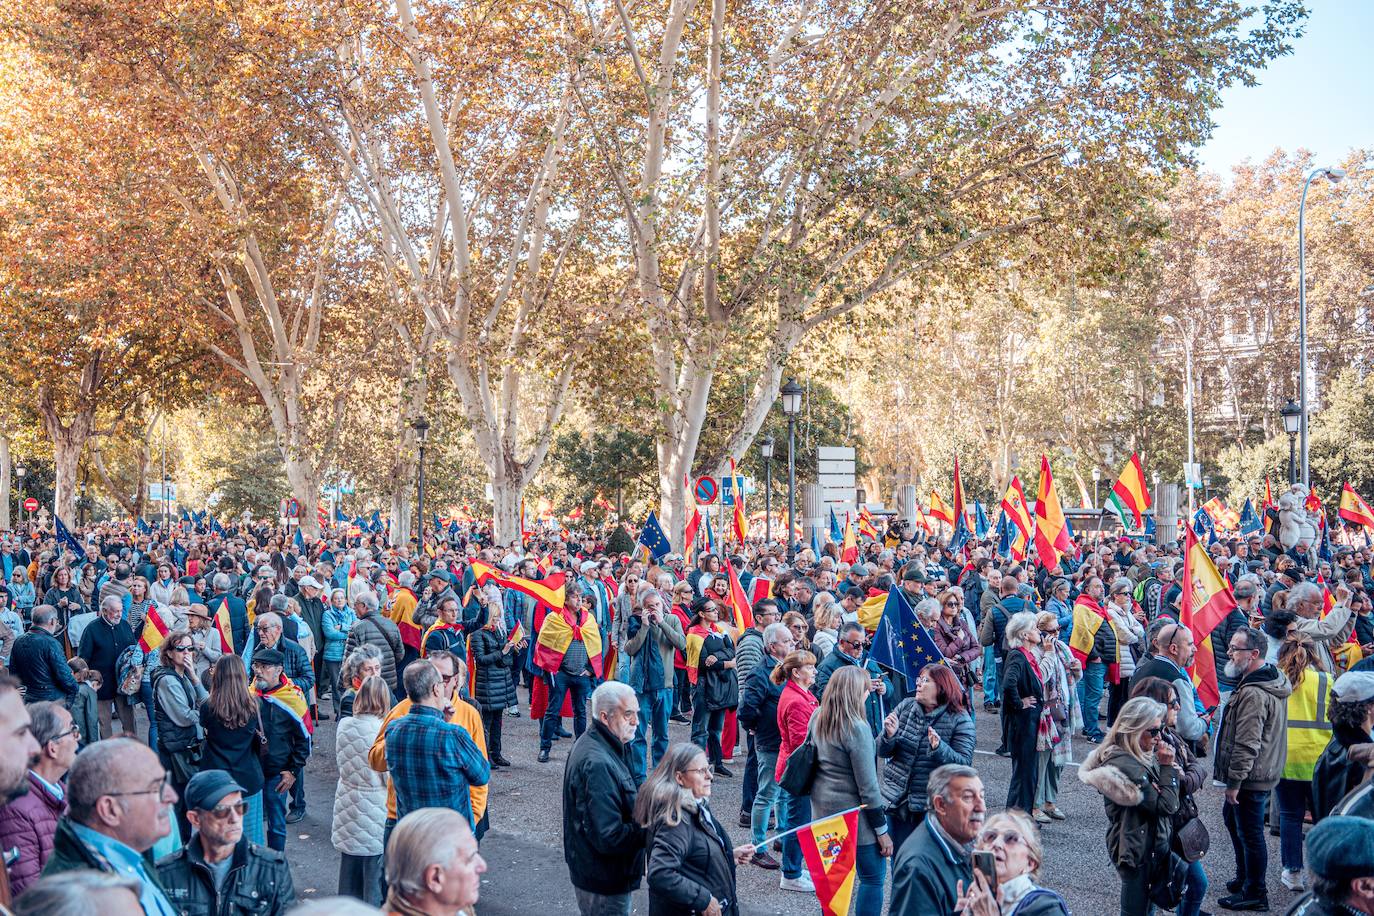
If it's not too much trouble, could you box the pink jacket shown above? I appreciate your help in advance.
[775,680,819,781]
[0,771,67,895]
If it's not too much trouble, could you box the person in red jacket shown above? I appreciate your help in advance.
[772,650,819,894]
[0,700,75,895]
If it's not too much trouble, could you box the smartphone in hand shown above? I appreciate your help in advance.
[973,850,998,889]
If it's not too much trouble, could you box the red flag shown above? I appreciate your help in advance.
[723,559,754,634]
[1181,526,1236,709]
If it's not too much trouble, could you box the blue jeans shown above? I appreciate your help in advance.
[629,687,672,780]
[1179,856,1209,916]
[779,790,811,879]
[243,791,264,846]
[541,672,592,750]
[1223,788,1270,896]
[140,680,158,749]
[741,731,758,814]
[1275,778,1312,871]
[264,773,289,851]
[854,841,887,916]
[1077,661,1106,738]
[982,646,998,698]
[750,749,781,846]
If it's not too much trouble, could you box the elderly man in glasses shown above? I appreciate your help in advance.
[43,737,179,915]
[155,769,296,916]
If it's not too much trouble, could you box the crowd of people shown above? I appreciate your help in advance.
[0,512,1372,915]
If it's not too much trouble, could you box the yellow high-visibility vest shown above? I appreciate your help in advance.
[1282,669,1332,781]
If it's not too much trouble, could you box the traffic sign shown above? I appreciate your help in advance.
[286,497,300,519]
[721,476,753,507]
[22,498,37,513]
[694,476,719,505]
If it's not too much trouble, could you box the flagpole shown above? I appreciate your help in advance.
[747,805,865,850]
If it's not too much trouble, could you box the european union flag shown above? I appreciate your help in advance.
[293,528,305,551]
[868,586,945,691]
[55,518,84,556]
[995,513,1011,560]
[829,507,843,544]
[1239,499,1263,538]
[1192,508,1216,544]
[811,527,822,561]
[951,512,970,553]
[1143,513,1157,543]
[637,511,672,560]
[974,502,990,539]
[1319,517,1334,564]
[335,506,348,523]
[210,517,225,536]
[448,519,459,536]
[136,517,151,534]
[433,513,442,532]
[369,510,383,533]
[181,508,191,523]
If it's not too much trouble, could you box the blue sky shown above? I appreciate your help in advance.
[1195,1,1373,175]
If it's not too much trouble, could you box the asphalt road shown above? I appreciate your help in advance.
[278,690,1308,915]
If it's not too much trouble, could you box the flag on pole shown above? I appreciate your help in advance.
[973,502,990,539]
[857,507,878,541]
[722,558,755,635]
[293,528,305,551]
[637,511,672,560]
[1033,456,1071,570]
[1239,499,1264,538]
[1181,526,1236,709]
[1339,483,1374,529]
[841,515,858,564]
[55,518,83,557]
[730,459,747,543]
[928,491,953,527]
[867,585,944,690]
[913,504,932,537]
[950,458,969,551]
[138,604,171,653]
[1192,508,1217,544]
[1200,497,1240,530]
[995,513,1011,560]
[684,504,702,554]
[799,809,860,916]
[1107,453,1151,528]
[829,507,843,543]
[1000,477,1033,546]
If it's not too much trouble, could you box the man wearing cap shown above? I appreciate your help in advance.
[250,649,312,852]
[1286,815,1374,915]
[156,769,296,915]
[414,569,458,634]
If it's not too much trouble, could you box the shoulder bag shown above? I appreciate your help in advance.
[778,723,819,796]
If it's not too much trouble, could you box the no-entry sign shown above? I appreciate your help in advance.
[694,476,719,505]
[22,497,38,513]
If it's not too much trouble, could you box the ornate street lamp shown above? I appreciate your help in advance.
[1280,398,1302,485]
[760,436,774,545]
[411,416,431,548]
[780,378,803,560]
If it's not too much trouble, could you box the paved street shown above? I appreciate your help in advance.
[278,689,1309,914]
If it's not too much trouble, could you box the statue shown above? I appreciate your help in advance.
[1277,483,1320,554]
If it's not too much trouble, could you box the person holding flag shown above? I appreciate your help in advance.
[250,647,313,852]
[685,595,739,777]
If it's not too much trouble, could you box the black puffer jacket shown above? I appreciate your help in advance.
[468,627,517,711]
[8,629,79,702]
[563,720,646,895]
[694,629,738,712]
[646,802,739,916]
[157,835,296,916]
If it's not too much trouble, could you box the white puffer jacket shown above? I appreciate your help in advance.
[331,713,389,856]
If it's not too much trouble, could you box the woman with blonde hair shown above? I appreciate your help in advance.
[636,743,755,915]
[781,611,810,652]
[954,810,1070,915]
[810,595,840,660]
[1274,635,1332,891]
[811,666,890,916]
[1078,696,1179,916]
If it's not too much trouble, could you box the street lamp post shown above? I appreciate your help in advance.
[1091,467,1102,510]
[411,416,431,550]
[1161,315,1197,521]
[15,465,25,529]
[1298,166,1347,488]
[1203,475,1212,503]
[760,436,774,545]
[1281,398,1302,485]
[780,378,803,561]
[163,474,171,537]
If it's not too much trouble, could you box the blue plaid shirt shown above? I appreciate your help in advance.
[384,704,490,824]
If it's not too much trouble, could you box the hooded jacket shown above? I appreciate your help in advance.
[1078,744,1179,870]
[1212,663,1292,791]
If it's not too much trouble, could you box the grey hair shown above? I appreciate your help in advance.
[30,605,59,629]
[403,660,442,703]
[213,572,232,592]
[1288,582,1323,607]
[286,898,384,916]
[1234,626,1268,655]
[1109,577,1135,596]
[67,738,144,824]
[914,598,941,622]
[99,595,123,615]
[354,590,379,612]
[384,808,474,898]
[928,763,979,807]
[1004,611,1039,647]
[398,571,416,588]
[256,612,282,631]
[634,742,707,829]
[1233,579,1259,601]
[27,701,69,747]
[342,644,383,684]
[13,870,142,916]
[330,588,347,603]
[269,594,290,613]
[762,622,792,651]
[590,680,636,720]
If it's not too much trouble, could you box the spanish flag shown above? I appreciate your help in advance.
[472,562,566,612]
[212,602,234,654]
[928,490,954,527]
[1033,455,1072,570]
[1069,594,1119,684]
[420,621,461,658]
[841,516,858,564]
[685,622,727,685]
[722,559,754,635]
[534,606,603,678]
[258,675,313,739]
[138,604,171,654]
[730,459,748,543]
[1339,483,1374,529]
[1107,453,1151,528]
[1000,476,1033,559]
[857,588,888,634]
[799,808,859,916]
[1181,526,1236,709]
[857,506,878,541]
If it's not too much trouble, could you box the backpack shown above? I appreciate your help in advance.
[116,644,143,696]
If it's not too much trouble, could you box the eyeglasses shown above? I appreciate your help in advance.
[1146,726,1163,738]
[682,766,712,777]
[943,599,961,606]
[168,643,195,653]
[204,800,248,819]
[50,724,81,741]
[1168,699,1181,710]
[976,829,1025,846]
[106,772,174,800]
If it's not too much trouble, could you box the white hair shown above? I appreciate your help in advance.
[256,612,282,630]
[354,590,379,612]
[763,622,792,650]
[213,572,232,592]
[1004,611,1040,647]
[590,680,636,720]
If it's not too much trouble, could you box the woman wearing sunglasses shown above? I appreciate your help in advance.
[953,810,1070,915]
[1078,695,1179,916]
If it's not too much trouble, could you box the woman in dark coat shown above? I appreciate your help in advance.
[1312,671,1374,821]
[42,565,83,630]
[468,617,525,767]
[1001,611,1045,812]
[636,743,754,916]
[199,655,268,846]
[686,596,738,777]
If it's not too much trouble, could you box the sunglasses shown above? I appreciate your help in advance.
[1146,726,1163,738]
[976,829,1025,846]
[204,800,249,819]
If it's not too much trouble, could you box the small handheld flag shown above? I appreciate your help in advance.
[829,507,843,544]
[637,511,672,561]
[1339,483,1374,530]
[1239,499,1264,538]
[868,586,944,691]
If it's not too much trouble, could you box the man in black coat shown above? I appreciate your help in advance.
[9,606,79,704]
[76,596,135,738]
[890,765,984,915]
[156,769,296,916]
[562,681,646,916]
[736,622,794,870]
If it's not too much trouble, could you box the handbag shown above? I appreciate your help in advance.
[779,725,819,796]
[1148,849,1189,910]
[254,706,270,766]
[1175,816,1210,863]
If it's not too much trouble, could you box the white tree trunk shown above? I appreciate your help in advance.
[51,433,83,526]
[492,475,522,546]
[0,429,10,530]
[282,458,321,538]
[390,488,412,549]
